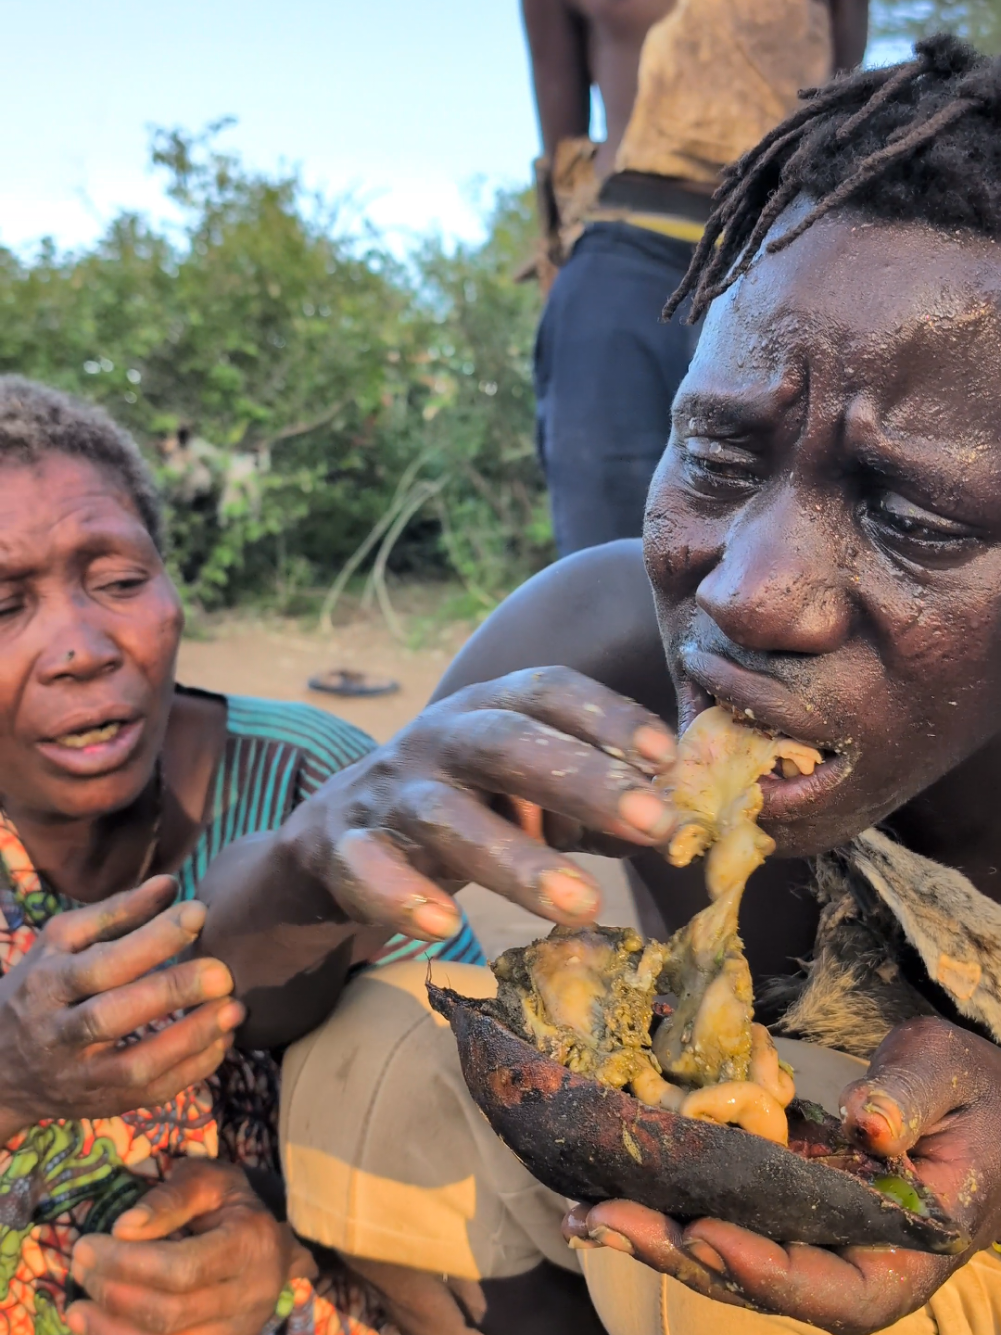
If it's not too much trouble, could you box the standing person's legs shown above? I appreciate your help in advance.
[534,222,701,558]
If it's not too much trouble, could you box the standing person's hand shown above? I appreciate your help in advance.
[276,667,680,944]
[67,1159,306,1335]
[0,876,244,1140]
[564,1018,1001,1335]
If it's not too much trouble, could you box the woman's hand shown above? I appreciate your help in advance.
[278,667,679,943]
[67,1160,304,1335]
[0,876,244,1139]
[564,1018,1001,1335]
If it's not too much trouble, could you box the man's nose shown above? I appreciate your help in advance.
[36,606,123,683]
[696,491,853,656]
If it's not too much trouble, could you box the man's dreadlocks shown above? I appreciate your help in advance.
[666,34,1001,325]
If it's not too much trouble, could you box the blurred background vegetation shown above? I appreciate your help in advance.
[2,0,998,625]
[0,125,547,624]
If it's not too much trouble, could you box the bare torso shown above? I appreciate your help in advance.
[568,0,677,174]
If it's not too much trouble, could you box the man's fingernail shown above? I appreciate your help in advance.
[856,1094,903,1148]
[619,790,675,839]
[589,1225,634,1255]
[684,1238,728,1275]
[66,1311,87,1335]
[412,901,461,940]
[178,901,207,934]
[115,1205,152,1232]
[218,1001,246,1031]
[634,725,675,766]
[539,870,600,918]
[568,1236,599,1251]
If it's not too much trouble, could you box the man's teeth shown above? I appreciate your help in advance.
[55,722,123,749]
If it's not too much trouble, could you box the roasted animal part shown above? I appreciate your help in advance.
[491,926,671,1090]
[662,705,823,899]
[650,707,822,1089]
[428,981,967,1254]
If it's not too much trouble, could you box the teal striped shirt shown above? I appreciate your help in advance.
[175,690,484,967]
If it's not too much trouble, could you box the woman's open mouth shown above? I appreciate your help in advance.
[37,716,145,776]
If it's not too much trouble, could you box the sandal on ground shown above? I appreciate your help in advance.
[307,669,400,698]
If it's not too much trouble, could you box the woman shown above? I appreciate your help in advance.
[197,35,1001,1335]
[0,376,485,1335]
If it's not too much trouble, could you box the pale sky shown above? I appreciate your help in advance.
[0,0,542,256]
[1,4,901,260]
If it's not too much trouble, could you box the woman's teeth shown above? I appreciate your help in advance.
[55,722,123,749]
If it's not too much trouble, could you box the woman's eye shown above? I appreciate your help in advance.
[0,598,23,620]
[872,492,976,546]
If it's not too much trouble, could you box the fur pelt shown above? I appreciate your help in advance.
[769,829,1001,1059]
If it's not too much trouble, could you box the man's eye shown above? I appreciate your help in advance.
[680,437,758,483]
[873,492,975,545]
[0,599,23,620]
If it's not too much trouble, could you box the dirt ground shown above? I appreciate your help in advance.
[177,605,638,955]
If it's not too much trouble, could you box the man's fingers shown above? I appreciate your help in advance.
[378,783,603,924]
[439,709,678,846]
[577,1202,755,1310]
[60,959,234,1047]
[473,667,676,776]
[842,1018,998,1157]
[88,999,243,1097]
[683,1218,946,1334]
[59,901,212,1003]
[69,1274,260,1334]
[43,878,179,957]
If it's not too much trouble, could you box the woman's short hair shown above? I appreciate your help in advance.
[668,35,1001,324]
[0,376,164,551]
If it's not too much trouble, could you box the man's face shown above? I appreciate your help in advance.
[645,207,1001,857]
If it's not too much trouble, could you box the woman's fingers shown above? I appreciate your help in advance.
[42,878,180,956]
[438,710,678,845]
[60,958,234,1047]
[88,998,243,1095]
[58,900,211,1003]
[474,667,676,775]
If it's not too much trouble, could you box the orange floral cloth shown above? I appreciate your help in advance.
[0,815,384,1335]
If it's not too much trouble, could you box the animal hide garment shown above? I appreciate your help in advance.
[768,828,1001,1059]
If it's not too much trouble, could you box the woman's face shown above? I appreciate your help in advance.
[0,455,183,822]
[645,207,1001,858]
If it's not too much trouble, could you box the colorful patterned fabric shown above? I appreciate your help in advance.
[0,693,483,1335]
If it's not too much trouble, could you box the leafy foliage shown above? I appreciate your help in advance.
[0,126,549,617]
[872,0,1001,53]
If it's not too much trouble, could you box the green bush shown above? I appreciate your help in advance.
[872,1,1001,53]
[0,124,550,619]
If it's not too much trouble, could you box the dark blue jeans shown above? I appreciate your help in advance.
[534,222,701,557]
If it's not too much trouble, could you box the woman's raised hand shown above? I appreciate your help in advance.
[280,667,679,942]
[0,876,243,1139]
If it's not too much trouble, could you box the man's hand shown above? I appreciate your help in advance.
[67,1160,302,1335]
[564,1018,1001,1335]
[275,666,679,944]
[0,877,244,1139]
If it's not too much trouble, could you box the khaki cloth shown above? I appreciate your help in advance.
[280,961,576,1282]
[616,0,833,185]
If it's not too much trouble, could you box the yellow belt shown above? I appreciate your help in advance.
[584,208,706,245]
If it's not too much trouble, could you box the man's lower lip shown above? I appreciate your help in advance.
[36,720,144,773]
[757,750,853,821]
